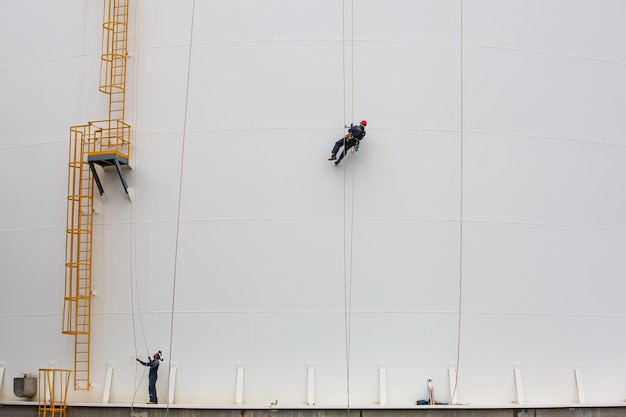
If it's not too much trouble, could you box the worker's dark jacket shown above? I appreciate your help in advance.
[348,125,366,140]
[140,359,159,383]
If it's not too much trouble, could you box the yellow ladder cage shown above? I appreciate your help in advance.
[63,0,131,391]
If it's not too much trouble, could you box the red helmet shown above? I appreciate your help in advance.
[360,119,367,126]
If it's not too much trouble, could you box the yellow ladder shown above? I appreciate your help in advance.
[100,0,129,121]
[63,125,95,390]
[63,0,131,391]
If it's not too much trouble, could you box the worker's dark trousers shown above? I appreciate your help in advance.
[148,377,158,403]
[332,137,356,160]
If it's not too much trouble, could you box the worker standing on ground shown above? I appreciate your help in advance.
[328,120,367,165]
[136,350,163,404]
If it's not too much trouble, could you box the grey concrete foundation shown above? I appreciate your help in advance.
[2,406,626,417]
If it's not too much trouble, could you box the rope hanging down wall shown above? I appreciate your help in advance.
[341,0,356,412]
[452,0,465,405]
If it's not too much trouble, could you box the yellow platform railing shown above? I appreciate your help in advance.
[38,369,72,417]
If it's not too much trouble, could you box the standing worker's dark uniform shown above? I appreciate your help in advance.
[329,120,367,165]
[137,351,162,404]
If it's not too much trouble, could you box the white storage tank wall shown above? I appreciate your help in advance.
[1,0,626,407]
[460,0,626,405]
[0,0,107,404]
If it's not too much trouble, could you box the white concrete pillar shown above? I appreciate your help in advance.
[102,361,114,403]
[378,361,387,405]
[235,361,246,405]
[306,361,315,406]
[447,364,458,405]
[574,363,585,404]
[169,361,178,404]
[513,363,524,405]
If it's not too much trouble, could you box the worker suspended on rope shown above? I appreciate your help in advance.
[136,350,163,404]
[328,119,367,165]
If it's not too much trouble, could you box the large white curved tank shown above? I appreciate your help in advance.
[1,0,626,407]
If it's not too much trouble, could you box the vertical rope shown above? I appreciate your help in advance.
[348,0,357,412]
[342,0,347,127]
[452,0,464,405]
[351,0,355,120]
[341,1,352,413]
[165,0,196,411]
[128,0,149,409]
[341,0,349,411]
[349,0,356,279]
[341,1,358,413]
[129,0,140,358]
